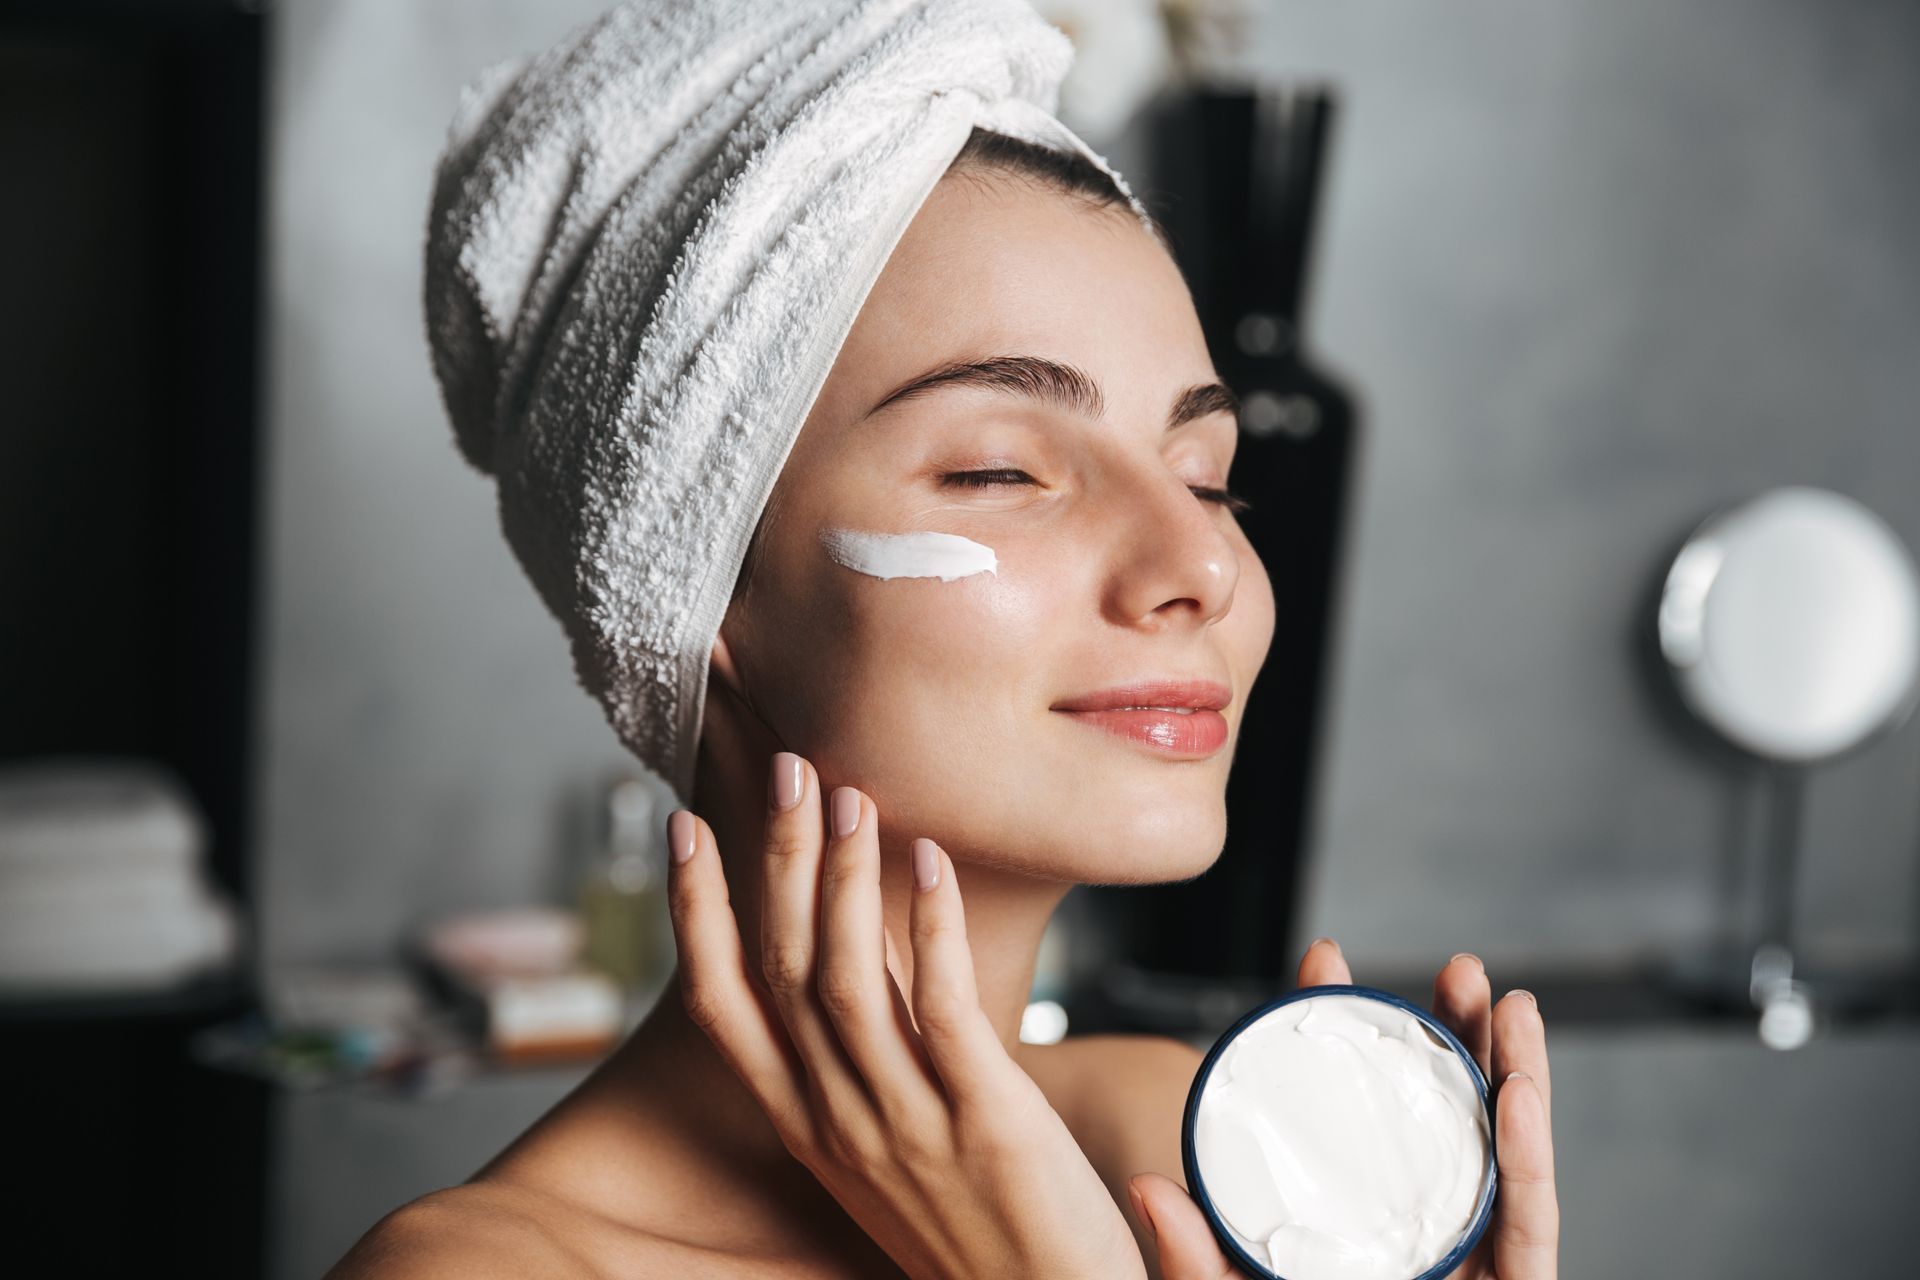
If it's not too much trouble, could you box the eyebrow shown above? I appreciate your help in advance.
[859,353,1241,434]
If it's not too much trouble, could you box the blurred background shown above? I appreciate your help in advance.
[5,0,1919,1275]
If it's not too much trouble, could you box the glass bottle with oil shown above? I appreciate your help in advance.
[579,774,671,994]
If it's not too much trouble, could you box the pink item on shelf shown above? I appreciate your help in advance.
[421,906,583,980]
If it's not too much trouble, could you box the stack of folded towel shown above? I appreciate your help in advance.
[0,757,238,995]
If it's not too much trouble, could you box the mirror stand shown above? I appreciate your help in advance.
[1655,486,1920,1046]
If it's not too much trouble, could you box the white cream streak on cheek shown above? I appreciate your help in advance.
[817,527,998,581]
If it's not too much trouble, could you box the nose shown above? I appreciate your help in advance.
[1105,463,1241,631]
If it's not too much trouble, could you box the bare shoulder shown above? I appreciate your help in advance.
[323,1183,602,1280]
[1020,1032,1206,1186]
[1022,1031,1205,1106]
[324,1178,801,1280]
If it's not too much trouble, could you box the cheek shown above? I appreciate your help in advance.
[851,564,1054,732]
[775,541,1094,863]
[759,539,1063,766]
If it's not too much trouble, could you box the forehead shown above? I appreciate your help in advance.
[810,172,1212,430]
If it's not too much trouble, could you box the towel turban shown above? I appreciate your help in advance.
[423,0,1152,806]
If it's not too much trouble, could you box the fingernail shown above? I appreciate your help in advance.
[1451,952,1484,972]
[1128,1181,1155,1239]
[768,752,803,811]
[669,810,697,865]
[1509,988,1537,1010]
[911,838,940,892]
[831,786,861,839]
[1506,1070,1531,1084]
[1311,936,1341,954]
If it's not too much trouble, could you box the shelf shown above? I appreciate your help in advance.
[0,968,252,1024]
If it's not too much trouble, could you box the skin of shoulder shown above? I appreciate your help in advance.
[323,1184,594,1280]
[1024,1031,1205,1191]
[323,1177,834,1280]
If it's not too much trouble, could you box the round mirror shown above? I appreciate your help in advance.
[1657,485,1920,764]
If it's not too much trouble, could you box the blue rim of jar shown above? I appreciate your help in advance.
[1179,983,1499,1280]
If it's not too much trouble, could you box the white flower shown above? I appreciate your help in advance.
[1031,0,1171,145]
[1159,0,1263,87]
[1032,0,1266,145]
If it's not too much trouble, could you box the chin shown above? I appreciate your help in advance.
[974,720,1233,886]
[1114,791,1229,885]
[1026,770,1231,887]
[830,707,1237,886]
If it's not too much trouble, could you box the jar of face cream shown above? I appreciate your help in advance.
[1181,985,1497,1280]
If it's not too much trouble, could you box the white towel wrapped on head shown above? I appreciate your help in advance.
[423,0,1150,805]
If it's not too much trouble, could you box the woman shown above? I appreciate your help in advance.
[340,3,1557,1275]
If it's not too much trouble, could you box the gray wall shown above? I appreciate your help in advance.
[256,0,645,971]
[1255,0,1920,971]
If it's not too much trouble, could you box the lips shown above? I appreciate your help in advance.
[1052,680,1233,759]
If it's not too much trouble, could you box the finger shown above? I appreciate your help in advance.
[1129,1172,1238,1280]
[906,837,1014,1111]
[759,753,868,1105]
[1295,936,1352,987]
[816,786,940,1112]
[1490,989,1551,1125]
[1490,1071,1558,1280]
[1433,952,1493,1083]
[665,808,807,1125]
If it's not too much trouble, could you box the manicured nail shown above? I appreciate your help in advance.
[668,809,697,865]
[1128,1181,1155,1238]
[831,786,861,838]
[1506,1070,1531,1084]
[911,838,940,891]
[769,751,803,811]
[1451,952,1484,972]
[1509,988,1537,1009]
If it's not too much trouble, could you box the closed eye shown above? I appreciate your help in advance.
[939,467,1038,490]
[939,467,1253,514]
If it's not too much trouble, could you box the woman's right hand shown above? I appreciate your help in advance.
[664,751,1149,1280]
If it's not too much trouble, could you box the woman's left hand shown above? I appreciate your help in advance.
[1127,939,1560,1280]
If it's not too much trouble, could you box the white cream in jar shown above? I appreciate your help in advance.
[1188,991,1492,1280]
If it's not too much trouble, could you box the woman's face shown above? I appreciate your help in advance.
[714,168,1275,885]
